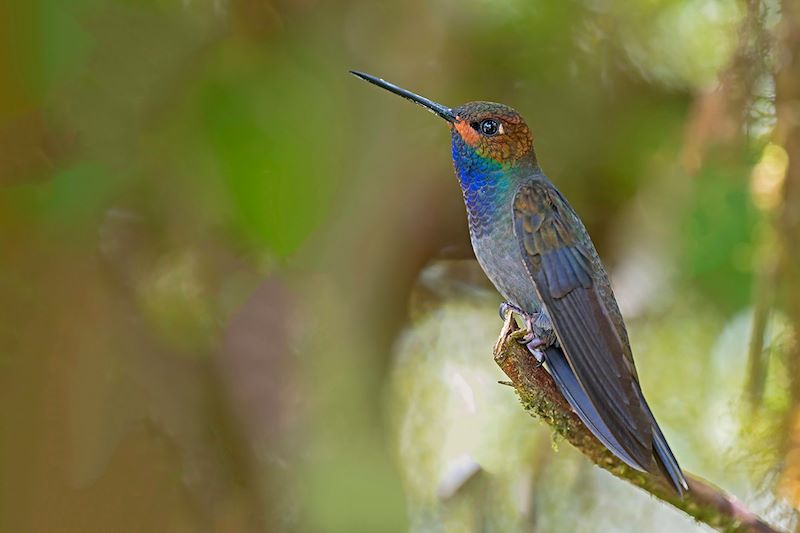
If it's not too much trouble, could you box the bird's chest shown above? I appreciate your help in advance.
[468,207,542,315]
[454,154,542,315]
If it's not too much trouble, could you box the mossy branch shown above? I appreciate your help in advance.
[493,315,782,533]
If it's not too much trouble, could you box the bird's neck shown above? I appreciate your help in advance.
[451,143,537,237]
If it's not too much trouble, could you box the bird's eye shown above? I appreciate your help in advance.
[480,119,500,136]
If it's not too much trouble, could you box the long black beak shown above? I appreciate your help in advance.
[350,70,457,123]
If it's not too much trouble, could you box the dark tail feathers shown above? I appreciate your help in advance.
[647,402,689,496]
[544,346,645,472]
[543,346,688,495]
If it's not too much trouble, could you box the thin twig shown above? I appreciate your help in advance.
[746,256,776,408]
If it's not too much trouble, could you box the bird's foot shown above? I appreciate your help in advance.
[498,302,528,333]
[498,301,526,321]
[496,302,547,367]
[525,338,546,368]
[499,302,539,344]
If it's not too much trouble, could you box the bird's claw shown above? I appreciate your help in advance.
[517,330,536,345]
[526,340,546,368]
[516,315,540,346]
[499,301,535,333]
[499,301,524,321]
[497,301,547,368]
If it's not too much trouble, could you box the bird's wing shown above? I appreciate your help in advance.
[512,181,653,469]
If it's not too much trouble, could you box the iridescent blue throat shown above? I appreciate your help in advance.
[451,137,511,237]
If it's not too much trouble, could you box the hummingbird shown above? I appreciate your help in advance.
[351,70,688,495]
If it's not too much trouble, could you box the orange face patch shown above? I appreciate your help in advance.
[450,105,535,165]
[453,117,480,147]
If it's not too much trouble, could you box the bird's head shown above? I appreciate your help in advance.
[450,101,534,168]
[350,71,537,171]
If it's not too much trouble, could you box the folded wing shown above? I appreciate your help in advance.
[512,182,653,471]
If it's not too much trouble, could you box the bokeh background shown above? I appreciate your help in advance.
[2,0,800,531]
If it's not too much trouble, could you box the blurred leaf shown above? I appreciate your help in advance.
[680,162,758,311]
[199,45,344,257]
